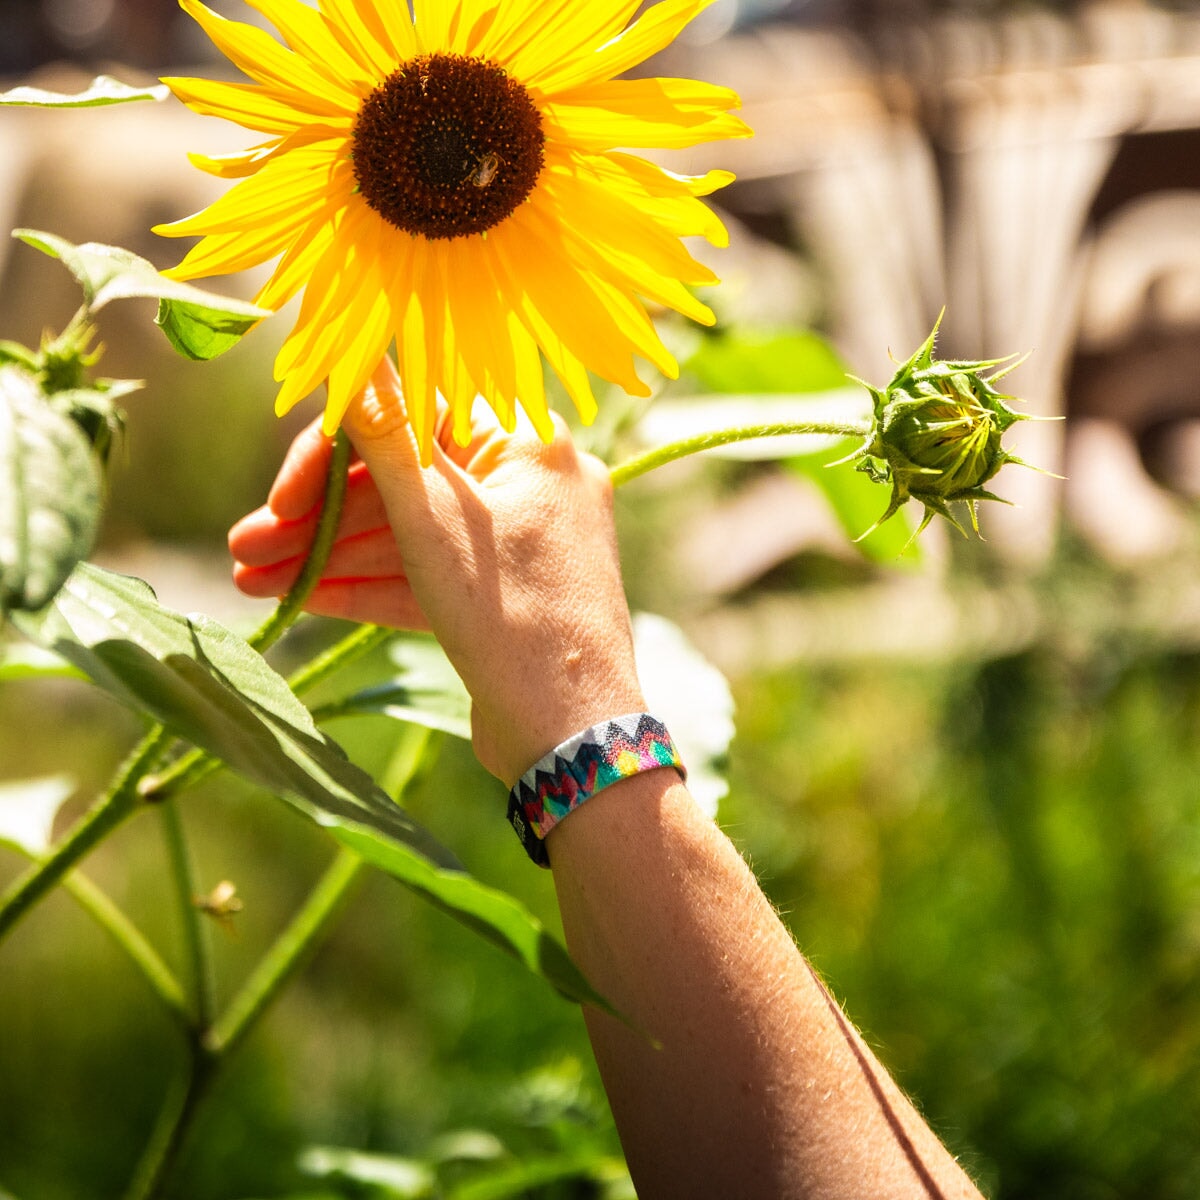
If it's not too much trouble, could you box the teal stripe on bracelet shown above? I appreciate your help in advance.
[507,713,686,867]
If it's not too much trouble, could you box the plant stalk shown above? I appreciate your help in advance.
[608,420,870,489]
[160,798,216,1028]
[206,847,366,1058]
[121,434,359,1198]
[0,724,171,943]
[121,1043,217,1200]
[248,427,352,655]
[60,867,191,1028]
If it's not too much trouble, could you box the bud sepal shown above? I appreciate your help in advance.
[835,316,1045,542]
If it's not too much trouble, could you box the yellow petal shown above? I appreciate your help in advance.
[442,0,503,57]
[177,0,355,115]
[442,341,480,447]
[160,223,293,283]
[390,244,442,464]
[372,0,419,61]
[243,0,370,90]
[410,0,452,53]
[441,237,518,418]
[187,142,279,179]
[320,0,400,79]
[487,0,639,90]
[581,151,732,247]
[255,211,339,311]
[507,312,553,441]
[153,139,346,237]
[274,200,380,377]
[608,151,736,198]
[274,215,393,419]
[544,78,750,152]
[493,207,651,397]
[163,75,332,135]
[541,154,718,289]
[535,0,720,95]
[323,284,395,431]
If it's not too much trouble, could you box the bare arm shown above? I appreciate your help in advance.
[230,359,983,1200]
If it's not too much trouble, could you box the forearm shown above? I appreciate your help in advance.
[548,773,983,1200]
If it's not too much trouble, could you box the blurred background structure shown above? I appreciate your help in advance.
[2,2,1200,1199]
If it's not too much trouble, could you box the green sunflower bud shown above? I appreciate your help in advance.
[837,315,1041,541]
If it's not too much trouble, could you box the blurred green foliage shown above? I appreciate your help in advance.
[0,281,1196,1198]
[729,637,1200,1200]
[3,586,1200,1197]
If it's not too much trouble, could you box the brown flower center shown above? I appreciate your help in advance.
[351,53,545,240]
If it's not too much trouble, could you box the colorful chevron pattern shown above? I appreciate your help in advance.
[507,713,686,866]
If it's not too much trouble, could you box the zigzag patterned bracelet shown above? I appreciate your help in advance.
[506,713,687,867]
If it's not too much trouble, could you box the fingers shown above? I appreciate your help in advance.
[266,417,339,521]
[277,576,430,630]
[232,524,406,595]
[229,461,391,567]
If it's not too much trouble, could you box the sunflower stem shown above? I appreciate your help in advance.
[608,421,871,489]
[286,621,394,695]
[248,427,352,655]
[0,725,171,944]
[50,864,191,1028]
[122,1042,217,1200]
[161,798,216,1030]
[205,847,366,1059]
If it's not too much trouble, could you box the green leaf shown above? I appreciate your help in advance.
[686,329,851,394]
[0,365,102,612]
[786,443,921,562]
[0,75,169,108]
[0,775,76,857]
[11,565,610,1008]
[12,563,455,863]
[153,297,260,362]
[0,641,85,682]
[317,634,472,740]
[0,341,38,371]
[12,230,269,360]
[328,823,611,1009]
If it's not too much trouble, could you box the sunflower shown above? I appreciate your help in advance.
[154,0,749,461]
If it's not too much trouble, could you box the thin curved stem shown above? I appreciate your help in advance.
[160,799,215,1029]
[121,1044,217,1200]
[57,866,190,1028]
[0,724,171,944]
[249,427,352,655]
[608,420,870,489]
[286,621,394,695]
[207,847,365,1059]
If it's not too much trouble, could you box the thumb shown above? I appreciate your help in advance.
[339,355,428,483]
[338,357,474,583]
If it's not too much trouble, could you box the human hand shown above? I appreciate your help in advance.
[229,358,645,785]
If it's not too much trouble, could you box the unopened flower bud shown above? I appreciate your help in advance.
[837,316,1042,541]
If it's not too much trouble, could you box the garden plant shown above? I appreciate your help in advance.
[0,2,1045,1196]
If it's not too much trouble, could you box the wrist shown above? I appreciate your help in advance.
[506,712,686,867]
[480,677,647,789]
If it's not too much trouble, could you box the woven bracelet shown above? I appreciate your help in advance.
[506,713,686,867]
